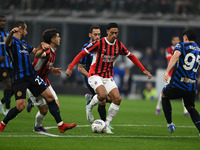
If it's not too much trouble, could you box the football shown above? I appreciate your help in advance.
[91,119,106,133]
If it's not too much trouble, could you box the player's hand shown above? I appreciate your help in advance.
[163,72,169,83]
[0,56,5,63]
[143,70,152,79]
[11,26,21,33]
[52,67,62,76]
[66,68,72,77]
[41,42,50,51]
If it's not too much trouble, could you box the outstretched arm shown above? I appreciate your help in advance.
[5,27,21,47]
[163,51,180,83]
[78,63,88,77]
[66,50,88,77]
[128,53,152,79]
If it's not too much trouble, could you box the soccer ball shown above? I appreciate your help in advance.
[91,119,106,133]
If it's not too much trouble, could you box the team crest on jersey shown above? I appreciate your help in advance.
[175,43,181,48]
[17,91,22,97]
[2,72,7,77]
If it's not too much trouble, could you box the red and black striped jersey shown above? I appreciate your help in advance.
[32,47,55,86]
[165,46,174,77]
[84,37,130,78]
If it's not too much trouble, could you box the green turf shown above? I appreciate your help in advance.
[0,91,199,150]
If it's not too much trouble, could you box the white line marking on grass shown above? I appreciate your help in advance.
[0,135,198,138]
[35,132,59,137]
[45,124,195,130]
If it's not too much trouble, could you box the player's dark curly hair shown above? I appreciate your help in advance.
[42,29,59,44]
[182,29,197,41]
[106,23,119,30]
[14,21,26,30]
[89,25,100,33]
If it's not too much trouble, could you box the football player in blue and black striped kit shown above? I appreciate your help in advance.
[0,15,14,116]
[0,21,77,132]
[162,29,200,136]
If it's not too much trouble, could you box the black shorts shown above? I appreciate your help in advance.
[162,84,195,107]
[0,67,13,81]
[13,75,48,100]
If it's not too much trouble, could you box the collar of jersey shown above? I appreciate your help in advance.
[105,37,116,45]
[50,47,55,53]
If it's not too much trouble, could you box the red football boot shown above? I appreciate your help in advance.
[58,123,77,133]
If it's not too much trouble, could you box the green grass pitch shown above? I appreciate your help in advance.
[0,91,199,150]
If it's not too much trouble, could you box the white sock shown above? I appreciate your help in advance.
[105,103,119,126]
[182,99,188,113]
[0,101,2,105]
[156,94,162,110]
[57,121,63,126]
[87,94,100,109]
[35,111,45,127]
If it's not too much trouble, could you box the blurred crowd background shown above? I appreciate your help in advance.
[1,0,200,99]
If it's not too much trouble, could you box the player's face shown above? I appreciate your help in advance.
[0,17,6,30]
[52,33,61,46]
[171,37,180,46]
[183,35,188,43]
[106,28,118,43]
[90,29,101,42]
[21,24,27,39]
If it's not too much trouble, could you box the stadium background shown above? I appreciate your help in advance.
[1,0,200,99]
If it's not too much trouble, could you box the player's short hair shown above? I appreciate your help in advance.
[0,15,6,19]
[182,29,197,41]
[106,23,119,30]
[171,35,179,40]
[89,25,100,33]
[14,21,26,29]
[42,29,59,44]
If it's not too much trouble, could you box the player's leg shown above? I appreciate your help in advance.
[182,99,189,116]
[183,92,200,134]
[86,76,107,122]
[155,93,162,115]
[0,78,28,131]
[34,103,48,133]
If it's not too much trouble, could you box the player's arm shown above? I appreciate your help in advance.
[78,63,88,77]
[34,42,50,57]
[163,50,181,83]
[5,27,21,47]
[50,67,62,76]
[127,53,152,79]
[66,50,89,77]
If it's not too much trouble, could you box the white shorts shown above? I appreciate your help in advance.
[27,85,58,106]
[88,76,118,94]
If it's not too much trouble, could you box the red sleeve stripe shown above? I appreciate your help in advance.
[128,53,146,71]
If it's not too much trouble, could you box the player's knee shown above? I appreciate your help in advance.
[16,103,26,111]
[98,93,107,101]
[39,104,48,115]
[114,96,121,105]
[99,99,106,105]
[44,92,54,102]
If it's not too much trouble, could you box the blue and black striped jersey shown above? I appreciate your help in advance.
[0,30,12,68]
[170,42,200,91]
[7,36,36,80]
[79,41,93,72]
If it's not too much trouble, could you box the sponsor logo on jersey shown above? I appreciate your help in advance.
[17,91,22,97]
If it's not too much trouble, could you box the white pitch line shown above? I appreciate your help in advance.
[0,135,198,138]
[45,124,195,130]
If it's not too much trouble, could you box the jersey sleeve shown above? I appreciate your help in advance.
[119,42,130,56]
[174,43,182,54]
[79,47,87,64]
[85,40,100,53]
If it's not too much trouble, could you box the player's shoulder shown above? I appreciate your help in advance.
[174,42,183,49]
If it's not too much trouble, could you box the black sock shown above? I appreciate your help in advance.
[4,89,12,109]
[187,107,200,133]
[162,97,172,124]
[98,104,106,121]
[3,106,21,124]
[47,100,62,124]
[1,97,5,104]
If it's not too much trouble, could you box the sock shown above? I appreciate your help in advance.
[182,100,188,114]
[98,104,106,121]
[87,94,100,109]
[187,107,200,133]
[0,100,3,105]
[3,106,21,124]
[4,90,12,109]
[156,94,162,110]
[35,111,45,127]
[105,103,119,126]
[47,100,62,124]
[162,97,172,124]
